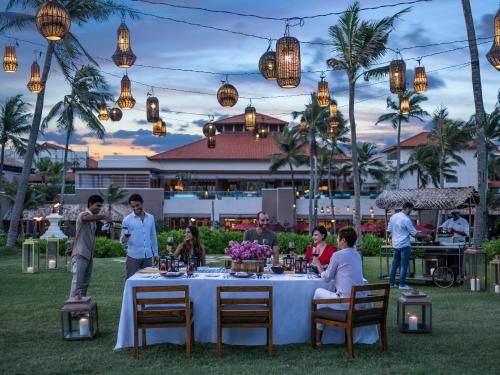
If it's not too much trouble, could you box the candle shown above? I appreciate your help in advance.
[470,278,480,292]
[408,315,418,331]
[430,267,435,276]
[495,284,499,294]
[48,259,56,269]
[26,266,34,273]
[79,317,90,336]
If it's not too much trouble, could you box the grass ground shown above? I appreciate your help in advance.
[1,253,499,375]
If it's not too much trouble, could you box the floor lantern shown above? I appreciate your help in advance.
[490,256,500,293]
[46,235,59,270]
[61,297,98,340]
[397,290,432,333]
[22,238,40,273]
[464,247,487,292]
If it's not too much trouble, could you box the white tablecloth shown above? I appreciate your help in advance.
[114,270,378,349]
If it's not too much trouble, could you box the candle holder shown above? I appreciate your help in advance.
[60,297,98,340]
[158,256,168,271]
[22,238,40,273]
[46,235,59,270]
[464,247,487,292]
[295,257,307,274]
[282,254,295,271]
[167,256,179,272]
[187,256,198,275]
[397,290,432,333]
[489,256,500,294]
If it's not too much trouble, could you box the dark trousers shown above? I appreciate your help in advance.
[70,255,93,298]
[126,256,152,279]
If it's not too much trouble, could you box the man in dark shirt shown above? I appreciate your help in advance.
[243,211,280,265]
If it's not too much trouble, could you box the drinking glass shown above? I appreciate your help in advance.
[123,227,130,249]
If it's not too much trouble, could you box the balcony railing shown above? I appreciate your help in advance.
[165,191,262,200]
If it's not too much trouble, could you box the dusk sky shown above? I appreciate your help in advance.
[0,0,498,160]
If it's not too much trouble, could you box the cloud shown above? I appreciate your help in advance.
[477,13,495,39]
[131,132,203,152]
[400,25,433,47]
[133,119,149,125]
[39,130,87,145]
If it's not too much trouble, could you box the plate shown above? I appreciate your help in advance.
[204,274,221,278]
[161,272,184,278]
[292,274,305,278]
[233,272,254,278]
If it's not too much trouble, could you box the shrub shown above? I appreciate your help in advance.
[362,233,385,256]
[0,245,20,256]
[482,239,500,261]
[94,237,126,258]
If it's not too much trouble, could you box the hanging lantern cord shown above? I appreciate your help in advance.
[267,38,273,51]
[416,58,422,66]
[209,114,214,121]
[320,71,326,80]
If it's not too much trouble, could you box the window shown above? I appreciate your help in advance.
[445,175,458,183]
[234,124,243,132]
[269,124,278,132]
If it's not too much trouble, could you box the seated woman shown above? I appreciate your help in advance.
[304,225,336,266]
[171,226,206,266]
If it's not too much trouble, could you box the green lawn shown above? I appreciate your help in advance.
[1,253,499,375]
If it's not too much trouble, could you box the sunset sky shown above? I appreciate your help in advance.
[0,0,498,160]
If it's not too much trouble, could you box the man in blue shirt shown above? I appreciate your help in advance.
[121,194,158,279]
[388,202,430,289]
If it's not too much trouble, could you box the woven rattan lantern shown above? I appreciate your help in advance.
[259,41,277,80]
[152,119,166,137]
[245,103,256,132]
[3,46,18,72]
[202,122,216,137]
[257,125,268,140]
[217,80,238,107]
[117,74,135,110]
[329,101,337,118]
[400,96,410,115]
[112,23,136,68]
[27,61,44,93]
[98,101,109,121]
[299,116,308,137]
[389,59,406,94]
[316,73,330,107]
[207,136,216,148]
[413,64,428,93]
[146,95,160,123]
[110,107,122,121]
[276,26,301,88]
[486,9,500,70]
[327,124,337,139]
[35,0,71,41]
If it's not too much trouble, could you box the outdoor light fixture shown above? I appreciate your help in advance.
[490,256,500,293]
[245,102,256,131]
[112,22,136,68]
[110,107,123,121]
[61,297,99,340]
[400,96,410,115]
[3,45,18,72]
[486,9,500,70]
[316,72,330,107]
[413,61,428,92]
[329,100,337,118]
[276,24,301,88]
[397,290,432,333]
[27,61,44,93]
[35,0,71,41]
[207,136,216,148]
[259,40,277,80]
[203,122,216,137]
[22,238,40,273]
[146,93,160,123]
[464,247,487,292]
[299,116,308,136]
[98,101,109,121]
[217,80,238,107]
[46,235,59,270]
[327,124,337,139]
[117,74,136,109]
[389,58,406,94]
[152,119,166,137]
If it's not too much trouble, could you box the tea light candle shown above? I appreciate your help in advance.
[79,317,90,336]
[408,315,418,331]
[48,259,56,269]
[429,267,435,276]
[470,278,480,291]
[495,284,499,294]
[26,266,34,273]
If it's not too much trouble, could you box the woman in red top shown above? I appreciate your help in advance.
[304,225,336,265]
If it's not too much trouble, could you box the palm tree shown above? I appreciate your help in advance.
[42,65,111,211]
[327,1,408,244]
[461,0,488,245]
[34,157,62,184]
[0,0,136,246]
[345,142,386,192]
[375,90,429,188]
[0,95,31,190]
[99,183,127,240]
[269,126,308,197]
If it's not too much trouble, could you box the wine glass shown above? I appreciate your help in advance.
[166,236,174,254]
[123,227,130,249]
[288,241,296,254]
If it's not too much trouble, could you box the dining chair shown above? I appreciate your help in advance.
[132,285,194,359]
[311,283,390,359]
[216,285,273,358]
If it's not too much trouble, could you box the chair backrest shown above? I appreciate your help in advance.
[217,286,272,309]
[133,285,190,317]
[347,283,390,323]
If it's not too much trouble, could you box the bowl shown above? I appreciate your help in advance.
[271,266,284,274]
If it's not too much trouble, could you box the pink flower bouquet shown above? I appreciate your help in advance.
[224,241,272,262]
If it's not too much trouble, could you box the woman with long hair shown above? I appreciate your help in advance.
[304,225,336,265]
[173,225,206,266]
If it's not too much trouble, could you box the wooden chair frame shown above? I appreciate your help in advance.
[132,285,194,359]
[216,286,273,358]
[311,283,390,359]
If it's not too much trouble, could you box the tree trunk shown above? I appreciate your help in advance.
[348,74,362,247]
[6,42,54,247]
[58,127,71,211]
[312,153,319,229]
[396,117,402,189]
[462,0,488,245]
[308,119,315,234]
[0,142,5,190]
[288,161,296,197]
[328,145,336,234]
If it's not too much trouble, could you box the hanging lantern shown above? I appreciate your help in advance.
[276,25,301,88]
[3,46,18,72]
[329,101,337,118]
[98,101,109,121]
[299,116,308,137]
[112,23,136,68]
[207,136,216,148]
[160,120,167,137]
[117,74,135,110]
[202,122,216,137]
[389,58,406,94]
[316,72,330,107]
[257,126,268,139]
[400,96,410,115]
[110,107,122,121]
[146,95,160,123]
[327,125,337,139]
[486,9,500,70]
[35,0,71,41]
[413,64,428,93]
[217,81,238,107]
[259,41,277,80]
[153,119,166,137]
[27,61,44,93]
[245,103,256,132]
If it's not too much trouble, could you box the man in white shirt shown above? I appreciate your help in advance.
[439,209,469,240]
[388,202,430,289]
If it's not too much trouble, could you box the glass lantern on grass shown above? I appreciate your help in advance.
[61,297,98,340]
[397,290,432,333]
[490,256,500,294]
[46,235,59,270]
[464,247,487,292]
[22,238,40,273]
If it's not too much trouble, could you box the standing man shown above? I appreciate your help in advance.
[121,194,158,279]
[69,195,111,298]
[439,208,470,241]
[388,202,430,289]
[243,211,280,266]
